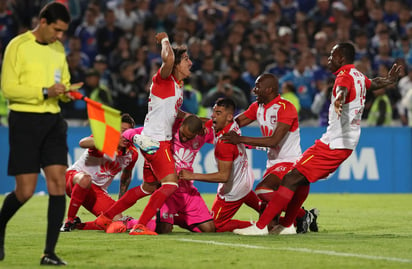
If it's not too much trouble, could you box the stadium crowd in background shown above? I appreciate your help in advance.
[1,0,412,126]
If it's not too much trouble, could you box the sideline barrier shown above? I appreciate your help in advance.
[0,126,411,194]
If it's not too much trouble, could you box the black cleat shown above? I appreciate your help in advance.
[60,216,81,232]
[309,208,320,232]
[40,253,67,266]
[296,208,312,234]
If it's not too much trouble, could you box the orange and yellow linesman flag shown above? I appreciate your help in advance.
[85,97,121,158]
[67,89,121,158]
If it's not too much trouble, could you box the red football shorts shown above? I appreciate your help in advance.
[141,141,176,182]
[65,170,116,216]
[211,195,245,230]
[263,162,295,180]
[295,140,353,183]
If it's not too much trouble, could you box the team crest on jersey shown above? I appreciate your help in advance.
[192,141,200,149]
[270,115,277,124]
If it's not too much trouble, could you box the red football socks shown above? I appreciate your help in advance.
[68,184,89,220]
[256,185,294,229]
[105,185,150,219]
[280,185,310,227]
[138,183,178,226]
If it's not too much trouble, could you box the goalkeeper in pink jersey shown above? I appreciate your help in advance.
[98,115,216,234]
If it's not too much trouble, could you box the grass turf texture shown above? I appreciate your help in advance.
[0,194,411,269]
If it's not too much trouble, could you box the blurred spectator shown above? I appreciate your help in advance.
[67,51,86,84]
[397,64,412,125]
[129,22,145,52]
[228,64,251,103]
[311,83,332,127]
[281,82,301,114]
[366,88,393,126]
[96,8,124,57]
[201,74,248,112]
[66,35,91,68]
[400,87,412,126]
[113,0,139,34]
[181,82,202,116]
[307,0,333,33]
[112,61,148,124]
[264,48,292,79]
[83,68,113,106]
[0,0,18,53]
[192,55,219,95]
[74,6,99,63]
[196,15,223,50]
[242,58,261,99]
[108,34,132,73]
[353,29,372,61]
[144,1,174,33]
[92,54,113,92]
[279,52,316,121]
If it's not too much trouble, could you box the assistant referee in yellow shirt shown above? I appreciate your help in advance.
[0,2,74,266]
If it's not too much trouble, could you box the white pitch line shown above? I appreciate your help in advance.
[176,238,412,264]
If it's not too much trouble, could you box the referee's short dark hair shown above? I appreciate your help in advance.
[40,2,71,24]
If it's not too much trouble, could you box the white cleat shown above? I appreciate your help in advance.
[133,134,160,154]
[233,222,268,236]
[269,224,297,235]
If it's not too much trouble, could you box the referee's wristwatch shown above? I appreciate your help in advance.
[42,87,48,99]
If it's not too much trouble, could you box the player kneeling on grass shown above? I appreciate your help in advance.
[179,98,263,232]
[61,113,158,231]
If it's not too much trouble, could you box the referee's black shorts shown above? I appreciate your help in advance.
[8,111,68,176]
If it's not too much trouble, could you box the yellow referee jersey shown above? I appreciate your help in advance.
[1,31,71,113]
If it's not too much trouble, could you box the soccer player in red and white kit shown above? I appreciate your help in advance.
[95,32,192,235]
[180,98,262,232]
[61,114,138,232]
[101,115,215,234]
[234,42,402,235]
[222,73,318,234]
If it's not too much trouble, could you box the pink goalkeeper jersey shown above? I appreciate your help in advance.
[243,95,301,168]
[68,143,138,192]
[142,69,184,141]
[320,64,371,150]
[123,119,214,190]
[213,120,255,202]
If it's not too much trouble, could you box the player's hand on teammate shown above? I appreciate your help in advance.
[221,131,241,144]
[133,134,160,155]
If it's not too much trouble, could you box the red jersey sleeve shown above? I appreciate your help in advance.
[277,100,298,125]
[151,69,176,99]
[243,102,258,120]
[215,139,238,161]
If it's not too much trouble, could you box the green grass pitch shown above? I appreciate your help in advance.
[0,193,411,269]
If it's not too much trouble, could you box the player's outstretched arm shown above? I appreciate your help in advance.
[369,63,402,91]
